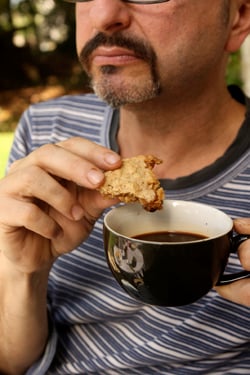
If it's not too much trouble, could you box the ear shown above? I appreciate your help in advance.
[225,0,250,52]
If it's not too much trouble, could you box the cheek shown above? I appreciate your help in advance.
[75,7,92,57]
[156,18,227,67]
[76,27,95,59]
[76,33,83,57]
[76,24,87,57]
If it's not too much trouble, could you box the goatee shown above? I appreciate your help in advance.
[79,32,161,107]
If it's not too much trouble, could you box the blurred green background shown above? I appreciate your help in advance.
[0,132,13,176]
[0,0,247,177]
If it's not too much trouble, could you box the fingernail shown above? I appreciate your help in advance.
[71,205,84,220]
[87,168,104,185]
[104,152,120,165]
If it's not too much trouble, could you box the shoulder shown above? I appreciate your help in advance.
[19,92,113,141]
[27,93,110,117]
[12,93,114,159]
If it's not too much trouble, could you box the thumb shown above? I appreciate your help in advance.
[234,218,250,234]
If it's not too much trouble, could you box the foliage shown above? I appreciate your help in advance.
[226,51,242,87]
[0,0,78,89]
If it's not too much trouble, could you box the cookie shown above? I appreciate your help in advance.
[99,155,164,211]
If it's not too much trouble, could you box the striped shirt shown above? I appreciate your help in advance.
[8,88,250,375]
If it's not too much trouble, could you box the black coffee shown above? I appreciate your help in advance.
[133,231,207,243]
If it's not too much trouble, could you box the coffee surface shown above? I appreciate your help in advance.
[133,231,207,243]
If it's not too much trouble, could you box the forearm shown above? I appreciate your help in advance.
[0,255,51,375]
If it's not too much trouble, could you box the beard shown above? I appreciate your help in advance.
[91,66,160,108]
[79,32,161,107]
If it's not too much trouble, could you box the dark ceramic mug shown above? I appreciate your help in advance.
[103,200,250,306]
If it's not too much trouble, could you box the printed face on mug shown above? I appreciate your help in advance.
[103,200,250,306]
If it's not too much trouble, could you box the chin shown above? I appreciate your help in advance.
[92,76,161,107]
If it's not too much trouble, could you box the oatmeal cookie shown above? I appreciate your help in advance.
[99,155,164,211]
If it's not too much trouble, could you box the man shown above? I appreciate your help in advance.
[0,0,249,374]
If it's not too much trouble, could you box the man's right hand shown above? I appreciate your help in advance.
[0,137,121,274]
[0,137,121,374]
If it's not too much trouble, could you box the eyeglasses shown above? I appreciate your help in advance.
[65,0,170,4]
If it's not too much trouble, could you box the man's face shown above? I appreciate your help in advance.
[76,1,231,107]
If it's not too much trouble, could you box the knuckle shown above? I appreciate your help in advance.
[8,158,23,173]
[19,166,42,197]
[58,137,81,148]
[35,143,56,162]
[68,158,86,176]
[52,187,73,209]
[21,202,41,225]
[20,203,58,239]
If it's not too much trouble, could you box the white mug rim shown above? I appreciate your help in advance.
[104,200,233,244]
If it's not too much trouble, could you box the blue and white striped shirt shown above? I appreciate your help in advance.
[8,88,250,374]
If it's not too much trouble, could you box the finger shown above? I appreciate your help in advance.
[215,279,250,307]
[237,239,250,270]
[78,189,119,221]
[9,146,104,190]
[28,143,120,188]
[0,197,61,240]
[2,167,84,221]
[233,218,250,270]
[57,137,121,170]
[234,218,250,234]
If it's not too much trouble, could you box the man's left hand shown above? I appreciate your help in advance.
[215,218,250,306]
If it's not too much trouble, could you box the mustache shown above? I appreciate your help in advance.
[79,32,156,70]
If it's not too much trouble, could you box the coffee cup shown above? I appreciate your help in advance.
[103,200,250,306]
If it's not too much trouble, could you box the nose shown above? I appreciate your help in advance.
[85,0,131,34]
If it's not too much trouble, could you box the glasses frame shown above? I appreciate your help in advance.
[65,0,170,4]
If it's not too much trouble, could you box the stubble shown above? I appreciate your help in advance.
[79,32,161,107]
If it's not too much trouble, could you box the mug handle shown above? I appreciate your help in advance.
[216,234,250,286]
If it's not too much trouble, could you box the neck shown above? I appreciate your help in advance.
[117,86,246,179]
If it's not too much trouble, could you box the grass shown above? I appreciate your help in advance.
[0,132,14,178]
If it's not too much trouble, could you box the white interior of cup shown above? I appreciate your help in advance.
[104,200,233,241]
